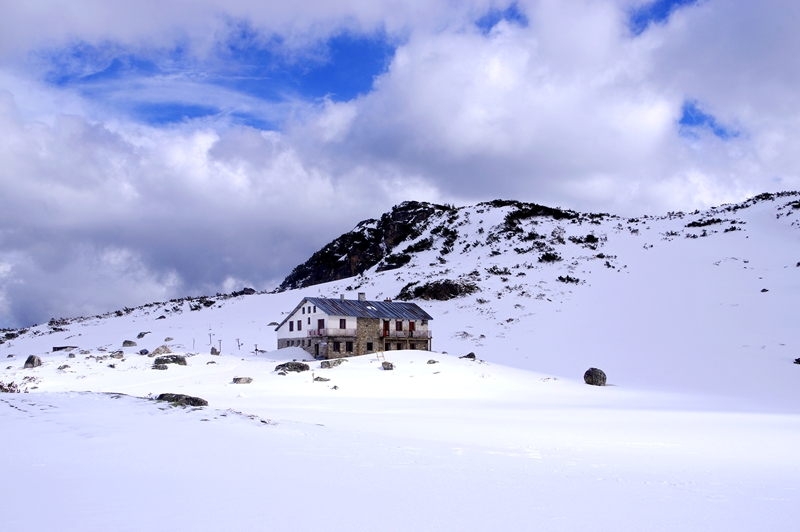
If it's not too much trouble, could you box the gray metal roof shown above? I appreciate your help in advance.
[275,297,433,331]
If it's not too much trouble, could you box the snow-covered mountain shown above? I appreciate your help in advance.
[2,191,799,531]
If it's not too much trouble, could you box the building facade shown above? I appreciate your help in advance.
[275,293,433,359]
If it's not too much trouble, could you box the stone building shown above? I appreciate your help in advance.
[275,293,433,359]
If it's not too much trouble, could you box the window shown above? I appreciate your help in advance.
[396,320,402,331]
[385,343,391,350]
[289,321,294,332]
[410,343,416,350]
[366,342,373,352]
[307,317,310,325]
[313,305,317,313]
[409,321,415,332]
[302,307,305,314]
[318,319,325,330]
[308,306,311,313]
[396,343,402,350]
[340,318,346,329]
[345,341,353,352]
[297,320,302,331]
[333,341,341,352]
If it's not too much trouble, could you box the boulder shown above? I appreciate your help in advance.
[584,367,607,386]
[314,376,330,382]
[761,288,769,293]
[24,355,42,369]
[156,393,208,407]
[275,362,310,373]
[794,358,800,365]
[460,352,476,360]
[149,345,172,357]
[210,347,219,355]
[68,353,76,359]
[52,346,78,352]
[233,377,253,384]
[320,359,344,369]
[152,364,168,370]
[382,361,394,371]
[153,355,186,366]
[58,365,70,371]
[157,315,166,320]
[427,359,438,364]
[110,351,124,359]
[6,354,13,358]
[241,287,256,295]
[122,340,137,347]
[164,337,174,342]
[108,364,116,369]
[136,331,151,339]
[206,361,216,365]
[139,349,150,356]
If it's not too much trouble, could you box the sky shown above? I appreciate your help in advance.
[0,0,799,327]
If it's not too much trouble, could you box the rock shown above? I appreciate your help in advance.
[110,351,124,359]
[164,337,174,342]
[314,376,330,382]
[382,361,394,370]
[24,355,42,368]
[794,358,800,365]
[150,345,172,357]
[58,365,70,370]
[460,352,476,360]
[761,288,769,292]
[233,376,253,384]
[156,393,208,407]
[157,315,166,320]
[206,361,216,365]
[68,353,76,358]
[6,354,13,358]
[139,349,150,356]
[122,340,137,347]
[277,372,287,376]
[427,359,438,364]
[584,367,607,386]
[331,385,339,390]
[241,287,256,295]
[136,331,151,339]
[210,347,219,355]
[153,364,168,370]
[52,346,78,352]
[275,362,310,373]
[108,364,116,369]
[153,355,186,366]
[320,359,344,369]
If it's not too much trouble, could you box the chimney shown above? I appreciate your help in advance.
[340,294,345,301]
[358,292,366,301]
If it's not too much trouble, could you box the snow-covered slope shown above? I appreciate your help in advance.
[2,192,799,531]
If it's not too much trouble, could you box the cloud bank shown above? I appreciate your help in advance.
[0,0,798,326]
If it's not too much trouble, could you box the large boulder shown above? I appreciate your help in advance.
[382,361,394,371]
[460,352,476,360]
[24,355,42,368]
[156,393,208,406]
[122,340,137,347]
[584,367,607,386]
[154,355,186,366]
[320,359,344,369]
[275,362,309,373]
[149,345,172,357]
[136,331,151,339]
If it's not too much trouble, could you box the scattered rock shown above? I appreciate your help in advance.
[139,349,150,356]
[5,366,11,370]
[136,331,151,339]
[52,346,78,352]
[153,364,168,370]
[382,361,394,371]
[460,352,476,360]
[206,361,216,365]
[584,367,607,386]
[110,351,124,359]
[149,345,172,357]
[68,353,76,359]
[156,393,208,407]
[24,355,42,369]
[761,288,769,293]
[331,385,339,390]
[6,354,13,358]
[211,347,219,355]
[108,364,116,369]
[320,359,345,369]
[427,359,438,364]
[122,340,137,347]
[164,337,174,342]
[277,371,287,376]
[233,376,253,384]
[156,315,166,320]
[153,355,186,366]
[275,362,310,373]
[314,376,330,382]
[58,365,70,371]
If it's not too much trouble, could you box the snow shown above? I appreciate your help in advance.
[2,194,799,530]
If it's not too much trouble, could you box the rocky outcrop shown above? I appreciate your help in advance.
[584,367,607,386]
[396,279,479,301]
[275,362,310,373]
[277,201,450,291]
[156,393,208,406]
[153,355,186,366]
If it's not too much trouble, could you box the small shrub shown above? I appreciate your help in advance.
[486,266,512,276]
[557,275,580,284]
[539,252,562,263]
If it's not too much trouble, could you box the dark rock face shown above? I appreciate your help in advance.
[320,359,344,369]
[156,393,208,407]
[24,355,42,368]
[153,355,186,366]
[275,362,310,373]
[233,377,253,384]
[122,340,137,347]
[382,361,394,370]
[397,279,480,301]
[277,201,448,291]
[460,353,476,360]
[584,367,607,386]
